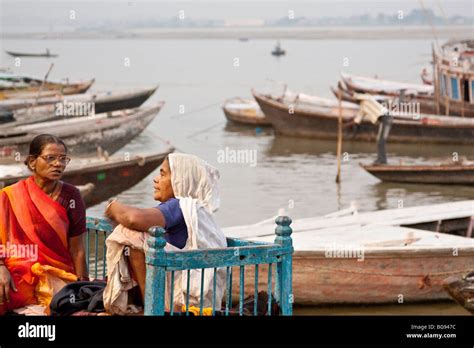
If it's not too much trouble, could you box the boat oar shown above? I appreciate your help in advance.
[35,63,54,104]
[335,89,343,183]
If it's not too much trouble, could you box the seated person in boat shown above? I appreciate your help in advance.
[0,134,88,315]
[104,153,227,314]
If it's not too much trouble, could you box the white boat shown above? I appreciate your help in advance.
[224,200,474,305]
[222,97,271,126]
[341,71,434,97]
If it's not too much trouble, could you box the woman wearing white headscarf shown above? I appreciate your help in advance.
[103,153,227,315]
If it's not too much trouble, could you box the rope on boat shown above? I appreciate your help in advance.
[186,120,225,139]
[170,101,223,119]
[310,265,474,278]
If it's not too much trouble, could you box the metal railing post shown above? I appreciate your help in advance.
[145,226,167,315]
[274,216,293,316]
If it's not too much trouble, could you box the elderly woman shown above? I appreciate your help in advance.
[0,134,88,315]
[104,153,227,314]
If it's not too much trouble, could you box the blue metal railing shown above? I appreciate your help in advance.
[85,216,294,316]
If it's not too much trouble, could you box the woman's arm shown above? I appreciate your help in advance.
[69,234,88,279]
[105,201,166,232]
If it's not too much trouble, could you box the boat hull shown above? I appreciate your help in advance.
[5,51,58,58]
[340,74,474,118]
[0,79,94,99]
[0,104,163,164]
[223,107,271,126]
[362,164,474,185]
[253,92,474,144]
[232,248,474,305]
[1,87,158,126]
[0,151,172,207]
[64,152,171,207]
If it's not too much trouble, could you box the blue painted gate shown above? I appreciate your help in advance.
[85,216,294,316]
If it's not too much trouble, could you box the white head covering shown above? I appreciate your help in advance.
[166,153,227,309]
[168,153,220,212]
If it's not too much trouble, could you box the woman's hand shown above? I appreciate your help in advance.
[0,265,17,305]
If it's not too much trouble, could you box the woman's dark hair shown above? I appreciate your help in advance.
[24,134,68,169]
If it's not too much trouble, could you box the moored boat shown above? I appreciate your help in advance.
[0,79,94,99]
[253,89,474,144]
[0,150,173,207]
[0,103,164,164]
[340,71,434,97]
[224,200,474,305]
[339,40,474,117]
[361,162,474,185]
[222,98,271,126]
[0,86,159,126]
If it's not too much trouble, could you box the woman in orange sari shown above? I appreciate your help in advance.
[0,134,88,315]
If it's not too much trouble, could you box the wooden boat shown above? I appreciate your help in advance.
[0,150,173,207]
[5,49,58,58]
[340,40,474,117]
[0,103,164,164]
[252,89,474,144]
[0,72,93,91]
[443,273,474,314]
[361,163,474,185]
[271,42,286,56]
[0,86,158,126]
[340,71,434,98]
[224,200,474,305]
[0,79,94,100]
[222,98,271,126]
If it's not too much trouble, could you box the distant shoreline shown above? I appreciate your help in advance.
[2,26,471,40]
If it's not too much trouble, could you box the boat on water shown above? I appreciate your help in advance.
[340,71,433,98]
[222,97,271,126]
[0,79,94,100]
[252,89,474,144]
[224,200,474,305]
[271,42,285,56]
[338,39,474,117]
[0,103,164,164]
[0,150,173,207]
[0,72,93,91]
[361,162,474,185]
[5,49,58,58]
[0,86,159,126]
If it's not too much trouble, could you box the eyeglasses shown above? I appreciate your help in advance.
[38,154,71,165]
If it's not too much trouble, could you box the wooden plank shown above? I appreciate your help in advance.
[146,245,293,270]
[224,200,474,239]
[245,225,474,252]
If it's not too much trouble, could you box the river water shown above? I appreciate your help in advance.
[2,37,472,315]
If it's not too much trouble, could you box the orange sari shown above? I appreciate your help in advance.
[0,176,75,314]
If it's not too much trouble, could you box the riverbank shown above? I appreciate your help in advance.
[3,26,470,40]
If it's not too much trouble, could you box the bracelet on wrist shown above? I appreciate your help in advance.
[106,198,117,210]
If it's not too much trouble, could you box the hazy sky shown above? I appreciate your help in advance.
[0,0,472,29]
